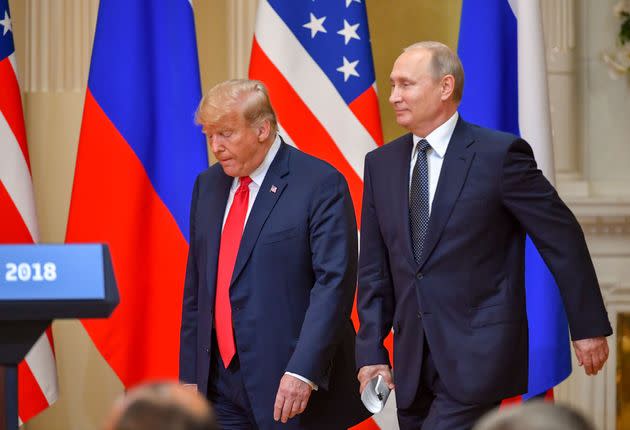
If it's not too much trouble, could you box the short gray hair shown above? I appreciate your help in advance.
[111,382,218,430]
[195,79,278,133]
[473,401,595,430]
[404,41,464,102]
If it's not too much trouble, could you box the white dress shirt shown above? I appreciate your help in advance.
[409,111,459,215]
[221,134,317,390]
[222,134,281,228]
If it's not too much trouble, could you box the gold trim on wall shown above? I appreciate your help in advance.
[366,0,462,143]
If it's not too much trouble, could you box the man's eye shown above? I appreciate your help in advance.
[221,131,233,137]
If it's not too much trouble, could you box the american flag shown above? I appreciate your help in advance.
[249,1,393,428]
[250,0,383,224]
[0,0,58,424]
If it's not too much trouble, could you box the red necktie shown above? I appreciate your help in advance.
[215,176,252,368]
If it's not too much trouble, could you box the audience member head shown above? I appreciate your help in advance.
[103,381,218,430]
[473,401,595,430]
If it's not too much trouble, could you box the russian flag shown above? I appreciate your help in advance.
[65,0,207,387]
[458,0,572,399]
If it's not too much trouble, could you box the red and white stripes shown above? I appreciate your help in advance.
[250,0,383,223]
[0,51,58,424]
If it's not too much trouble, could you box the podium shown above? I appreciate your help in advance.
[0,244,119,430]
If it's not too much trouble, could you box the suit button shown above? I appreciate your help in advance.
[416,272,423,280]
[204,347,210,353]
[417,312,422,319]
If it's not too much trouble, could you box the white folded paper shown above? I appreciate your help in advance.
[361,374,391,414]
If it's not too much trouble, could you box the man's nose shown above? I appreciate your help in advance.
[209,137,222,153]
[389,86,400,104]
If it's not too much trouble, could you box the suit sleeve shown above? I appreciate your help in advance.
[179,175,200,384]
[285,170,358,389]
[355,154,395,369]
[500,139,612,340]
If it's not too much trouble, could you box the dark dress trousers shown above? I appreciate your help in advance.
[180,141,370,429]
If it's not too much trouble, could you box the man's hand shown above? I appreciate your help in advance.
[273,374,313,423]
[573,336,609,375]
[357,364,394,394]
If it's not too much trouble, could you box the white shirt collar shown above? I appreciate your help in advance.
[234,134,281,189]
[412,111,459,158]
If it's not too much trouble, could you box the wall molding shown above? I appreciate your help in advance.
[227,0,257,79]
[19,0,98,93]
[542,0,581,178]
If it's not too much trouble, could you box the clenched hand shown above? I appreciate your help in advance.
[357,364,394,394]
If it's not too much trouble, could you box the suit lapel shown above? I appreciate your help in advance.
[230,141,290,286]
[204,170,233,299]
[419,118,475,269]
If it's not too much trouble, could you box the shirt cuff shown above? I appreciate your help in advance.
[285,372,318,391]
[182,383,198,391]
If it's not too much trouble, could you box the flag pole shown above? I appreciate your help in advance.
[1,366,17,430]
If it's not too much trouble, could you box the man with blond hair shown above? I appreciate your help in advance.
[356,41,611,429]
[179,79,368,429]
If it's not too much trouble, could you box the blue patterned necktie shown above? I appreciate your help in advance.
[409,139,431,263]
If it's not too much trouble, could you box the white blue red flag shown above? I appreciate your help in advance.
[249,1,387,427]
[458,0,572,400]
[0,0,59,424]
[65,0,207,387]
[250,0,383,224]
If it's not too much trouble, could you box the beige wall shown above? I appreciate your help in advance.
[194,0,230,93]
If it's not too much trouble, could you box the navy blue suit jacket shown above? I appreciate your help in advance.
[356,118,612,408]
[180,141,369,429]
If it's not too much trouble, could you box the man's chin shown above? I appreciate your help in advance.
[219,163,239,178]
[395,117,411,129]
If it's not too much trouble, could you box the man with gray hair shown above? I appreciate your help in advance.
[472,401,595,430]
[355,41,611,429]
[180,79,369,429]
[103,382,219,430]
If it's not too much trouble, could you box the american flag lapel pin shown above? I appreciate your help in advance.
[270,185,277,193]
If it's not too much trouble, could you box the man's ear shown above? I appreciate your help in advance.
[440,75,455,101]
[257,119,271,142]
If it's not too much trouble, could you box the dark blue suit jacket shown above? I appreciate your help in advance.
[180,141,369,429]
[356,117,612,408]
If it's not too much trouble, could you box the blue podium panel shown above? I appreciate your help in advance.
[0,243,119,427]
[0,244,118,320]
[0,244,104,301]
